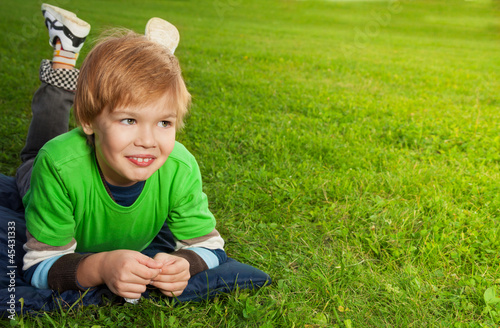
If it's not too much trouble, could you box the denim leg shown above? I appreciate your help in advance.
[16,159,35,199]
[20,82,73,162]
[16,81,75,197]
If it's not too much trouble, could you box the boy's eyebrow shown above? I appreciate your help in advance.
[112,110,135,116]
[112,110,177,119]
[161,113,177,119]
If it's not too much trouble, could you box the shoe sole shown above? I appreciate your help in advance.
[145,17,180,54]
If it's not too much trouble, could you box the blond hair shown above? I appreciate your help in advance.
[74,30,191,134]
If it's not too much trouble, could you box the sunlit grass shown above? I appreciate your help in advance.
[1,0,500,326]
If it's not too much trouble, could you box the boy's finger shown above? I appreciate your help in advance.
[151,269,190,284]
[150,280,188,293]
[153,253,177,266]
[116,283,148,299]
[159,260,189,275]
[130,264,162,281]
[135,253,163,269]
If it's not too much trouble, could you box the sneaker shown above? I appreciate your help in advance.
[145,17,179,55]
[41,3,91,53]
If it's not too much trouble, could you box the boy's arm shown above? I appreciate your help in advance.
[173,228,227,274]
[24,231,163,297]
[176,228,225,250]
[22,148,84,290]
[165,149,226,275]
[23,231,96,292]
[23,231,80,289]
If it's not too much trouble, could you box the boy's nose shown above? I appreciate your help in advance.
[135,127,156,148]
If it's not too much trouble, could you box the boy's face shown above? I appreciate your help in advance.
[82,93,177,187]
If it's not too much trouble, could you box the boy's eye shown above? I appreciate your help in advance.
[121,119,136,125]
[158,121,172,128]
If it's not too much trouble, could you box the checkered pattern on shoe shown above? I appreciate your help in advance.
[39,59,79,91]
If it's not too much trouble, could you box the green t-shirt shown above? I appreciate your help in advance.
[23,128,216,253]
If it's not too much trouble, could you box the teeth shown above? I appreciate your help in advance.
[131,157,152,163]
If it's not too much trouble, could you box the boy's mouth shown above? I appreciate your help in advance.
[127,156,155,167]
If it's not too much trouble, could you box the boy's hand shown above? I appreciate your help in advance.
[87,250,162,299]
[150,253,190,297]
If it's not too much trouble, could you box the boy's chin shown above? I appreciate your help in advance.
[130,169,158,183]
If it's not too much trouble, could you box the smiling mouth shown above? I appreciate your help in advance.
[127,156,155,167]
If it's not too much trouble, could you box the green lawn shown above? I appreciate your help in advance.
[1,0,500,326]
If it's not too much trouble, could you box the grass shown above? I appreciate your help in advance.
[1,0,500,326]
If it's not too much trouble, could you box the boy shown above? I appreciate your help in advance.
[18,4,227,300]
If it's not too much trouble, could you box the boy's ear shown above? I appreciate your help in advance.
[81,122,94,136]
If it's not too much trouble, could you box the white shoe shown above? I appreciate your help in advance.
[42,3,91,53]
[145,17,180,55]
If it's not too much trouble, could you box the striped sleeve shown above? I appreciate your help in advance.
[23,231,77,288]
[175,228,225,250]
[175,229,226,269]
